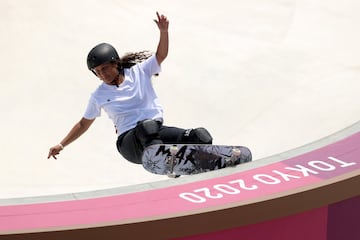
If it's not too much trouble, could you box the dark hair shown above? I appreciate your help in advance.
[117,51,158,76]
[119,51,153,68]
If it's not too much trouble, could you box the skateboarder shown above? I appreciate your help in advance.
[47,12,212,164]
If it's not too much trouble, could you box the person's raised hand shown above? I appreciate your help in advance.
[154,12,169,32]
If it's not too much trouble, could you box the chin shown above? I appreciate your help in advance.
[103,78,113,84]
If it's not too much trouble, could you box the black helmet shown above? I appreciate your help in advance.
[87,43,120,70]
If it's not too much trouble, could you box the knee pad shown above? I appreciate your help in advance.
[135,119,162,147]
[182,127,213,144]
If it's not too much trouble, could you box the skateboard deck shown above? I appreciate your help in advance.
[142,144,252,176]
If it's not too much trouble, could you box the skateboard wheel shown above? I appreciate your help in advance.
[225,148,242,167]
[232,148,241,156]
[225,158,234,166]
[167,172,177,178]
[170,145,178,155]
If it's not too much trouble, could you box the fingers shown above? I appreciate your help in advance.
[47,153,57,160]
[154,12,169,31]
[156,12,164,22]
[156,11,161,21]
[47,150,57,159]
[48,146,61,160]
[155,12,168,24]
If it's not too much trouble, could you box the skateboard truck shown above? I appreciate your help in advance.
[166,145,178,178]
[226,148,241,167]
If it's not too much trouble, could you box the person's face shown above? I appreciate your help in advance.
[93,62,118,85]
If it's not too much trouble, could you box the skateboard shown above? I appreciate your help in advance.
[142,144,252,177]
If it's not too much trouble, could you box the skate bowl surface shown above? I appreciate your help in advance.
[0,121,359,239]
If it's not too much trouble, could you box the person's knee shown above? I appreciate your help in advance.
[135,119,162,147]
[116,132,143,164]
[182,127,213,144]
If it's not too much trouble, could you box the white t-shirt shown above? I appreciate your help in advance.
[83,55,163,136]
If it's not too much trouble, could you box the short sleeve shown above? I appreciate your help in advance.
[83,95,101,120]
[137,55,162,77]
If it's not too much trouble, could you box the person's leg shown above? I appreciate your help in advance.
[117,120,213,164]
[116,119,163,164]
[158,126,185,143]
[181,127,213,144]
[159,126,213,144]
[135,119,163,147]
[116,129,143,164]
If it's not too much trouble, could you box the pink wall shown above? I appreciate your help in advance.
[176,206,328,240]
[175,195,360,240]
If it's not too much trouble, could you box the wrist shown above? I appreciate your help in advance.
[58,143,64,150]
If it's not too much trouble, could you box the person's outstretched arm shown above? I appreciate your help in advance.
[154,12,169,65]
[48,117,95,159]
